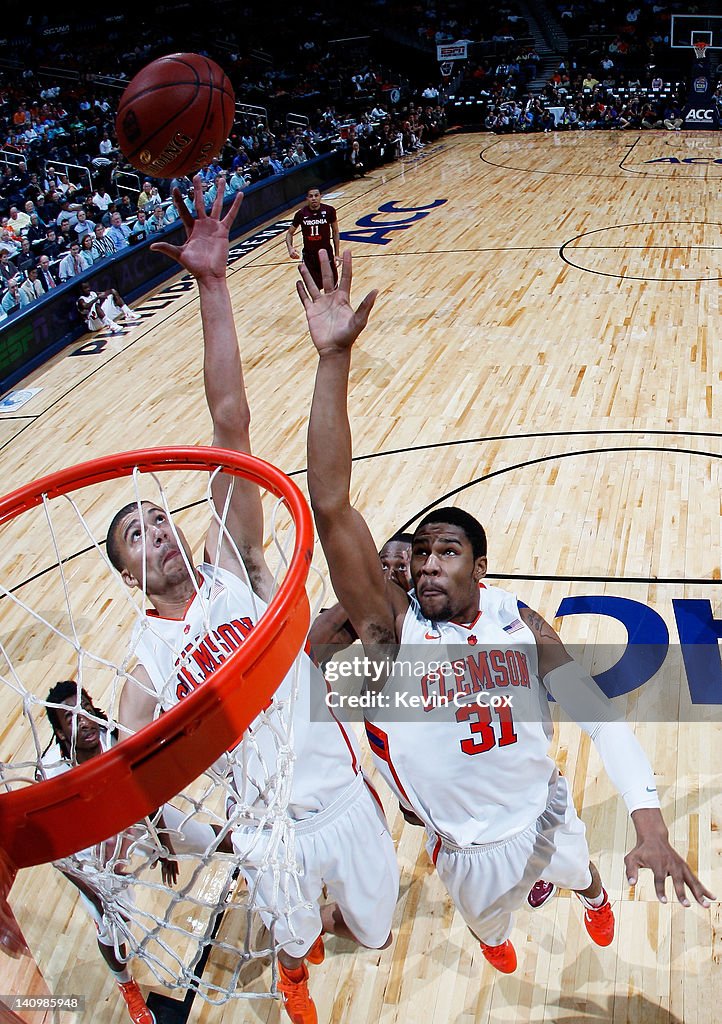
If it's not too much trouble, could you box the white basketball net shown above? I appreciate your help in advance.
[0,460,324,1004]
[693,42,708,60]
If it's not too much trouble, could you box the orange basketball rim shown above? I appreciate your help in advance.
[0,447,313,871]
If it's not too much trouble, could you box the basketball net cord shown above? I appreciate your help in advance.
[693,42,708,61]
[0,465,328,1003]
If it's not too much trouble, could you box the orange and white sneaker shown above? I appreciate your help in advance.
[117,979,155,1024]
[580,888,615,946]
[305,934,325,965]
[278,962,318,1024]
[480,939,517,974]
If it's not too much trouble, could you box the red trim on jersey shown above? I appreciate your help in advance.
[322,678,359,774]
[365,720,390,756]
[431,836,442,866]
[364,721,412,805]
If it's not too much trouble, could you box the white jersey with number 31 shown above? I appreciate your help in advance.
[365,583,557,845]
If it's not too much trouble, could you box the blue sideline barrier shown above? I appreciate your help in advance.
[0,152,345,393]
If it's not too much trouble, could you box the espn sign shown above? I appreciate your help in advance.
[437,42,468,61]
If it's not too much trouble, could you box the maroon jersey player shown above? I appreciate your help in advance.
[286,187,341,288]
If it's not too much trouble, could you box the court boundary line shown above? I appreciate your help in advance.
[5,432,722,595]
[480,134,722,179]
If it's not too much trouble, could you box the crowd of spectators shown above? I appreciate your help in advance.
[0,21,453,323]
[479,61,721,133]
[0,1,541,325]
[450,0,721,134]
[0,79,449,323]
[0,0,718,322]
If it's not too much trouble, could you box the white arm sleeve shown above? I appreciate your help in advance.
[543,661,660,814]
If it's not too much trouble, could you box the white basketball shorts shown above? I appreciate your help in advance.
[426,771,591,946]
[233,773,399,956]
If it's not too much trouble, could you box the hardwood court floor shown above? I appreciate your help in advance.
[1,131,721,1023]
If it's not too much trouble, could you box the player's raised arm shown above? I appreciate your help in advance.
[151,176,273,598]
[299,250,407,648]
[520,605,715,908]
[117,664,160,734]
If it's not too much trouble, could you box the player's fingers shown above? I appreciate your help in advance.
[210,176,226,219]
[318,249,335,292]
[299,261,321,299]
[624,851,641,885]
[338,249,353,297]
[222,189,244,225]
[354,289,378,327]
[682,864,715,907]
[671,868,691,907]
[296,279,313,309]
[150,242,181,262]
[653,871,668,904]
[192,174,206,218]
[172,188,193,230]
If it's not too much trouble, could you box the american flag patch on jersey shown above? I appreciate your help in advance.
[503,617,525,633]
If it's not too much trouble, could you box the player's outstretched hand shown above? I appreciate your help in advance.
[626,809,715,907]
[159,856,179,886]
[297,249,377,356]
[150,174,243,281]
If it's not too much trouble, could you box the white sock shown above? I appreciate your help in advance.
[121,305,135,317]
[578,889,606,910]
[112,967,132,984]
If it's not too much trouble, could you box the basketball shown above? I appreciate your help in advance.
[115,53,235,178]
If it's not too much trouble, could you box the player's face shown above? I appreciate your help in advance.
[411,523,486,622]
[56,695,102,756]
[307,189,321,210]
[379,541,412,591]
[115,502,194,595]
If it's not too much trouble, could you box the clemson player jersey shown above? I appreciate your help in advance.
[131,563,360,821]
[365,584,557,845]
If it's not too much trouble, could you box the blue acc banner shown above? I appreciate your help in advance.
[681,51,720,129]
